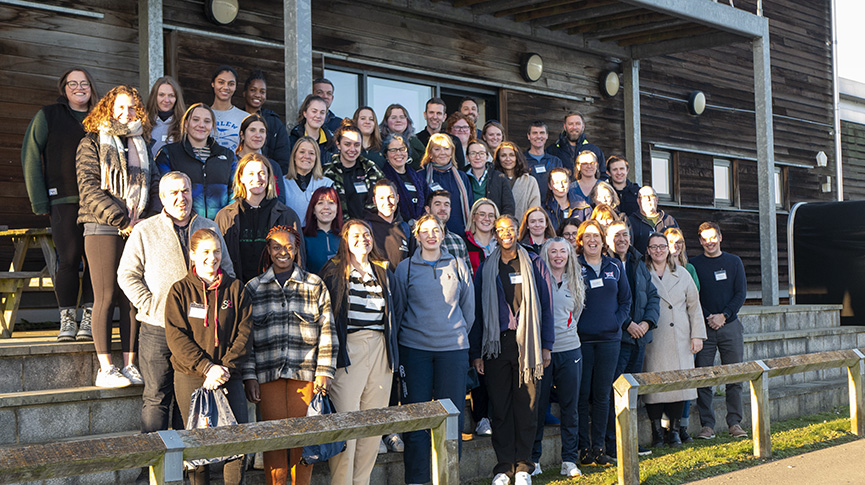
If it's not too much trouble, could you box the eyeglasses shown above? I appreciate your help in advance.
[562,232,578,240]
[66,81,90,89]
[477,212,495,220]
[387,146,408,153]
[468,151,486,158]
[452,126,470,132]
[647,244,668,251]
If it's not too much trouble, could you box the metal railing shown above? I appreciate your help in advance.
[614,348,865,485]
[0,399,460,485]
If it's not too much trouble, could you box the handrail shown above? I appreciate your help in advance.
[0,399,461,485]
[613,348,865,485]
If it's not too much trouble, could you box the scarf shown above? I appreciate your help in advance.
[425,161,471,229]
[97,119,150,216]
[481,245,544,384]
[382,162,426,221]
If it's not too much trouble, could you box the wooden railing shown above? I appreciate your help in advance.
[613,348,865,485]
[0,399,461,485]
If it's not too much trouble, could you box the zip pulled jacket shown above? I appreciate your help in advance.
[156,135,237,220]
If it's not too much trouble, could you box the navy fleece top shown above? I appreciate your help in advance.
[690,251,746,322]
[576,254,632,343]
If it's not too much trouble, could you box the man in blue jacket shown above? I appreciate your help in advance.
[546,111,605,175]
[524,121,563,201]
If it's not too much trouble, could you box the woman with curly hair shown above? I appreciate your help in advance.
[77,84,159,387]
[446,111,476,157]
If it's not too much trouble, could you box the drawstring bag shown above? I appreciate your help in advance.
[185,387,244,468]
[301,391,346,465]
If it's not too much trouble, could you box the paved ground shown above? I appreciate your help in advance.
[690,439,865,484]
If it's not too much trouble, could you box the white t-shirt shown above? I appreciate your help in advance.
[212,106,249,152]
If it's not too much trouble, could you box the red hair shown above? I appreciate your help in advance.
[303,186,343,237]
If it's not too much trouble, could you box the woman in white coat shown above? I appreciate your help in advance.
[643,232,706,448]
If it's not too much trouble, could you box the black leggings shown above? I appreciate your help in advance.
[84,235,137,354]
[50,204,93,307]
[646,401,686,423]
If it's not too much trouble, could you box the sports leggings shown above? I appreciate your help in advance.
[84,235,137,354]
[50,204,93,307]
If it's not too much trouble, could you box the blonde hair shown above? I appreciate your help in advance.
[420,133,456,168]
[286,136,324,180]
[540,237,585,312]
[468,198,500,234]
[233,153,277,201]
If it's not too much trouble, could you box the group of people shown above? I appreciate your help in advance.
[20,65,748,485]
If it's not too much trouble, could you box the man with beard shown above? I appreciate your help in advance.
[459,96,484,140]
[414,98,466,170]
[546,111,605,176]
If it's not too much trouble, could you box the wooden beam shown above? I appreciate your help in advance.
[494,0,583,18]
[750,361,772,458]
[572,13,672,35]
[613,25,712,46]
[551,5,648,31]
[631,31,746,58]
[452,0,489,7]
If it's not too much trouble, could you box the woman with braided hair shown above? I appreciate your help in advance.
[243,225,337,485]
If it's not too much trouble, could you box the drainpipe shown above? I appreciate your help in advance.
[831,0,844,201]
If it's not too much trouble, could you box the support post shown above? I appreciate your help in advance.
[750,360,771,458]
[431,399,460,485]
[138,0,164,100]
[849,349,865,436]
[752,32,779,305]
[284,0,313,123]
[624,60,642,185]
[151,430,184,485]
[614,374,640,485]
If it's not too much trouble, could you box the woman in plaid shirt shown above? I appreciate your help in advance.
[242,225,337,485]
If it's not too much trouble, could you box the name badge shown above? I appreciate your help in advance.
[405,183,417,192]
[535,165,547,173]
[509,273,523,285]
[188,302,207,319]
[590,278,603,289]
[366,298,383,311]
[714,270,727,281]
[161,134,168,142]
[430,183,444,191]
[353,182,368,194]
[48,188,58,196]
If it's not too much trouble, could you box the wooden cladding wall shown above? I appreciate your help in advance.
[0,0,139,231]
[841,120,865,201]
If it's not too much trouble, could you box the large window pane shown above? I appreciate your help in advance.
[651,151,671,198]
[367,76,432,133]
[323,69,359,122]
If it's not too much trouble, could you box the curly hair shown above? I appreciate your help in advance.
[83,85,150,137]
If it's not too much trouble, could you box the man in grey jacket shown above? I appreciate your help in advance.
[118,171,234,437]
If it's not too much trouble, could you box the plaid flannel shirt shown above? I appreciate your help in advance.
[443,229,471,272]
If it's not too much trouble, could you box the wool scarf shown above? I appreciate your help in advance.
[425,161,470,229]
[382,162,426,221]
[97,119,150,216]
[481,245,544,384]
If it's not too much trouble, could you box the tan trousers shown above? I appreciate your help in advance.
[259,378,315,485]
[327,330,393,485]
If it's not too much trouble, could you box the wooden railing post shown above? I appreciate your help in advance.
[151,430,185,485]
[614,374,640,485]
[431,398,460,485]
[750,360,771,458]
[849,349,865,436]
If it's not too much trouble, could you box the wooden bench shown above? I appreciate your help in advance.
[0,228,56,337]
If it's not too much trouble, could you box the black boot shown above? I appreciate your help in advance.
[651,419,665,448]
[667,421,683,447]
[679,420,693,443]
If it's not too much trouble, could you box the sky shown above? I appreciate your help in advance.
[836,0,865,83]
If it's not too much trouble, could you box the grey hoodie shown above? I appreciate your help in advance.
[393,248,475,352]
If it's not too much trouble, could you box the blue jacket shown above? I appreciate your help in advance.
[469,251,555,361]
[627,211,679,255]
[546,131,605,175]
[421,166,474,236]
[156,136,237,220]
[524,150,563,201]
[544,188,592,232]
[619,247,660,347]
[577,254,632,343]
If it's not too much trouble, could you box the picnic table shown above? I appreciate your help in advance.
[0,228,56,337]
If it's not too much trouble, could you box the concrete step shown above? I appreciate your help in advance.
[739,304,842,333]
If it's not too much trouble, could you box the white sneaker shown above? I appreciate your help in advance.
[531,462,542,476]
[95,365,132,388]
[492,473,510,485]
[121,364,144,385]
[514,471,532,485]
[560,461,582,477]
[385,433,404,452]
[378,438,387,454]
[475,417,492,436]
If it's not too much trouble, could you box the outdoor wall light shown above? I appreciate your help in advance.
[816,151,828,167]
[205,0,239,25]
[688,91,707,115]
[521,53,544,82]
[599,71,620,97]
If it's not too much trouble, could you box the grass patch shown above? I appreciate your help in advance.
[474,407,860,485]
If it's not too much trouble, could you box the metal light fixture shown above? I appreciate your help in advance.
[205,0,239,25]
[599,71,620,97]
[687,91,706,115]
[520,53,544,82]
[816,151,828,167]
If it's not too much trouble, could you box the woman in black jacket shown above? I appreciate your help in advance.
[77,85,159,388]
[465,139,516,217]
[288,94,334,166]
[242,69,292,173]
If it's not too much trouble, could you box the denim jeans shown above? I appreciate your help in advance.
[400,345,468,484]
[532,348,582,463]
[578,340,620,452]
[139,322,183,433]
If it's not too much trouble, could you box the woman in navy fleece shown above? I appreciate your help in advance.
[574,219,631,467]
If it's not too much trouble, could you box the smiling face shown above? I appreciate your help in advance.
[565,114,584,142]
[424,103,445,132]
[64,70,92,110]
[304,100,327,131]
[313,82,334,108]
[467,143,487,170]
[594,186,614,206]
[160,177,192,223]
[647,234,670,264]
[346,223,373,263]
[387,108,408,134]
[483,125,503,149]
[473,203,496,233]
[293,140,316,175]
[244,79,267,112]
[417,218,443,253]
[639,188,658,215]
[338,130,362,165]
[667,232,685,257]
[428,195,451,223]
[186,107,213,145]
[211,71,237,103]
[112,93,137,124]
[606,224,630,256]
[374,185,398,219]
[460,100,479,123]
[608,159,629,184]
[156,83,177,112]
[430,141,453,166]
[528,126,548,151]
[527,210,547,238]
[386,138,408,170]
[498,147,517,175]
[494,218,518,250]
[577,153,597,179]
[699,227,722,257]
[546,240,570,272]
[356,108,376,136]
[191,238,221,279]
[240,160,269,200]
[562,223,579,250]
[549,171,570,198]
[579,224,603,258]
[267,231,296,273]
[242,120,267,151]
[450,119,471,147]
[313,195,337,225]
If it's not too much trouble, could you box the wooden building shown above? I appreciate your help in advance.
[0,0,839,301]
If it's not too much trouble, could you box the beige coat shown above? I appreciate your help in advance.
[643,263,707,404]
[511,174,541,222]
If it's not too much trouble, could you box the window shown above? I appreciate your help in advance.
[366,76,432,132]
[323,69,359,121]
[774,166,784,209]
[650,150,673,200]
[713,159,733,206]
